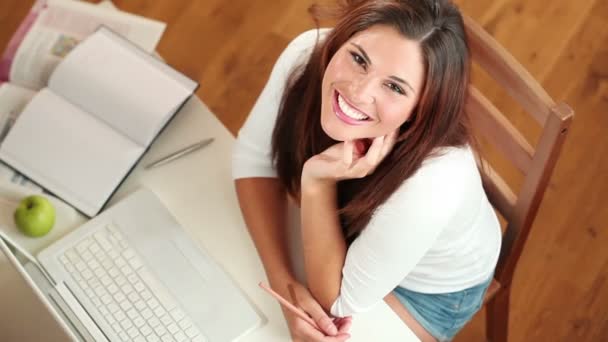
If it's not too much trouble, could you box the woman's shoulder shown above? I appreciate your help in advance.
[278,28,332,65]
[373,145,483,228]
[416,145,479,181]
[287,28,332,49]
[388,146,482,206]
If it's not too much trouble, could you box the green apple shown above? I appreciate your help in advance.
[14,195,56,237]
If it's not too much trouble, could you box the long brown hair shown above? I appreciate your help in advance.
[271,0,472,241]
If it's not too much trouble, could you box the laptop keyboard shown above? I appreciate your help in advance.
[58,224,207,342]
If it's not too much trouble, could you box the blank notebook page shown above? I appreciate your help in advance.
[0,89,144,216]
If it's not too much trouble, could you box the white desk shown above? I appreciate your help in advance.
[111,96,419,341]
[10,95,419,341]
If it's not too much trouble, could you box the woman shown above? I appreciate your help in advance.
[233,0,502,341]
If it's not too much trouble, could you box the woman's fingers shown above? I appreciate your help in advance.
[342,140,354,167]
[305,131,398,182]
[333,316,353,334]
[364,135,385,166]
[298,298,338,336]
[293,316,350,342]
[322,333,352,342]
[380,130,398,159]
[292,317,327,340]
[359,131,398,174]
[347,136,384,178]
[336,316,353,333]
[315,313,339,336]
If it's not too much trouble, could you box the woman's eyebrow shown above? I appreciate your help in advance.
[350,43,416,95]
[389,75,416,94]
[351,43,372,65]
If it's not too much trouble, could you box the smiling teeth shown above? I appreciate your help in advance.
[338,94,369,121]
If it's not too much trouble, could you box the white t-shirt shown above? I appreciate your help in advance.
[232,29,502,317]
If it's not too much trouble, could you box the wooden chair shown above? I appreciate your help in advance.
[463,15,574,342]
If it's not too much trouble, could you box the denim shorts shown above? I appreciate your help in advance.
[392,276,493,341]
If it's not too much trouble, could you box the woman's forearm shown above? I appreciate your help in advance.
[235,178,297,291]
[300,180,347,312]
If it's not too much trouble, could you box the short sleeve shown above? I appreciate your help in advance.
[232,29,326,179]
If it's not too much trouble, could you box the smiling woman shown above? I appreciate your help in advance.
[320,25,425,140]
[232,1,501,342]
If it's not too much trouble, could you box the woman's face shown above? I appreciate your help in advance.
[320,25,425,142]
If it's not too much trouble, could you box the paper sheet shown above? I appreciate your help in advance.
[48,27,197,146]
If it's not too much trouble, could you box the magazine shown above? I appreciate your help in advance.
[0,0,166,90]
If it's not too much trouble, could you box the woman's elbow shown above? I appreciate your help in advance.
[328,296,367,318]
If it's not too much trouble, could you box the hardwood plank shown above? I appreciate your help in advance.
[0,1,34,57]
[494,0,608,340]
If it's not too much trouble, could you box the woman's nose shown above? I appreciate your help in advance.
[349,75,376,104]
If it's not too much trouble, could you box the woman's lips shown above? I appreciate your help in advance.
[331,90,371,126]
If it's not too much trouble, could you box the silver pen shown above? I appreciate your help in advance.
[145,138,214,170]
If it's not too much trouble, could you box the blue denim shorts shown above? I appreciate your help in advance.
[392,276,493,341]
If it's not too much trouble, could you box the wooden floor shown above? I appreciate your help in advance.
[1,0,607,341]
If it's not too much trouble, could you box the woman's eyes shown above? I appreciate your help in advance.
[386,82,406,95]
[349,51,367,69]
[348,51,407,96]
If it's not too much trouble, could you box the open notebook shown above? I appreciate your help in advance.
[0,27,198,217]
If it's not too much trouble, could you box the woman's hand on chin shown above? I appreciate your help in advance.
[302,130,397,189]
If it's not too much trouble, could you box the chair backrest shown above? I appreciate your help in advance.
[462,15,574,288]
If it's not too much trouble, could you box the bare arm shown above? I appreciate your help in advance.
[236,177,347,338]
[235,177,296,293]
[301,181,346,312]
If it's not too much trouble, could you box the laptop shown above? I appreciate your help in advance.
[0,188,262,342]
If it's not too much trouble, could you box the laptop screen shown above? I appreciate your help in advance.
[0,238,76,341]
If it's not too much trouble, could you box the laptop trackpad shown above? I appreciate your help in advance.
[136,235,261,342]
[142,239,213,316]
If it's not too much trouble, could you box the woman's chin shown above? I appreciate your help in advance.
[321,117,358,142]
[321,126,351,142]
